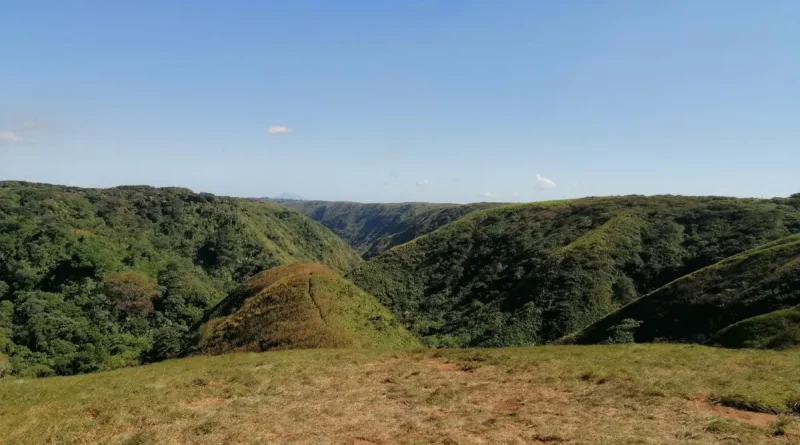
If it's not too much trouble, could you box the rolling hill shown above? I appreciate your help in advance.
[195,263,420,354]
[350,195,800,347]
[0,182,361,376]
[272,199,501,257]
[568,234,800,345]
[709,306,800,350]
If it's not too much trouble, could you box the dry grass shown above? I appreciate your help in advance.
[1,344,799,444]
[197,263,420,354]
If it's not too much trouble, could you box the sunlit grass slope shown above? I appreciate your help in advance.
[195,263,420,354]
[1,345,799,444]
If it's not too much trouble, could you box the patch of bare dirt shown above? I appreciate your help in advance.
[423,358,465,373]
[350,437,384,445]
[495,397,523,412]
[690,400,777,428]
[182,397,228,411]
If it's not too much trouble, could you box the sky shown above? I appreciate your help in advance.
[1,1,799,203]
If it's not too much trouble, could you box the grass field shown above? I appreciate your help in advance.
[1,344,799,445]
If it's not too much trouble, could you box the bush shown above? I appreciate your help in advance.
[146,323,189,362]
[605,319,642,344]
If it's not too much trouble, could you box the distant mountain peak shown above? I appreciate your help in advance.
[276,192,306,200]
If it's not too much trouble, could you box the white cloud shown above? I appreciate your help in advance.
[512,192,519,197]
[416,179,429,186]
[571,182,579,189]
[536,173,556,189]
[483,191,494,197]
[0,131,22,143]
[267,125,292,134]
[22,121,37,129]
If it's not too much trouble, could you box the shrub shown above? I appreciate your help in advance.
[605,319,642,344]
[146,323,189,362]
[103,272,161,315]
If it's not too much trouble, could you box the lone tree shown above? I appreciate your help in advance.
[103,271,161,315]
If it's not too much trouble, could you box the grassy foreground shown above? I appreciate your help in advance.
[1,345,799,445]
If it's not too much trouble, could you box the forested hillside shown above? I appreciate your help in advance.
[0,182,361,376]
[351,195,800,348]
[273,199,501,257]
[569,234,800,346]
[3,183,799,378]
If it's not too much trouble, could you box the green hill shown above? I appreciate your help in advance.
[350,195,800,347]
[709,306,800,350]
[273,199,501,257]
[196,263,420,353]
[569,235,800,346]
[0,182,361,376]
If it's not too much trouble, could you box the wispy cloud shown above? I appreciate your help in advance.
[512,192,519,197]
[267,125,292,134]
[22,121,37,129]
[536,173,556,189]
[483,191,494,197]
[0,131,23,143]
[416,179,430,187]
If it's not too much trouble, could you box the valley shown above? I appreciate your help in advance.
[5,3,800,443]
[1,182,800,444]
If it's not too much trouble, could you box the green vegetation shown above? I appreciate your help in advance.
[351,195,800,347]
[1,345,799,444]
[3,181,800,380]
[274,199,501,257]
[709,306,800,350]
[570,234,800,345]
[0,181,360,376]
[195,263,420,353]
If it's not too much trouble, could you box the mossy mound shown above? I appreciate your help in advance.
[196,263,420,353]
[709,306,800,350]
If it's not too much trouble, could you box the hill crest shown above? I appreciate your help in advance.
[196,263,420,354]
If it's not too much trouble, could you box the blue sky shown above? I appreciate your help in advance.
[1,1,798,203]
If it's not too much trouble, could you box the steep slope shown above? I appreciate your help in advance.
[196,263,420,353]
[0,181,361,376]
[709,306,800,350]
[569,235,800,345]
[273,199,501,257]
[351,196,800,347]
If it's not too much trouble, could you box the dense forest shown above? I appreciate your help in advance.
[350,195,800,347]
[2,182,800,378]
[0,182,360,376]
[272,199,501,257]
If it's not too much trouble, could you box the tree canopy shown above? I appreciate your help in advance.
[0,182,360,376]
